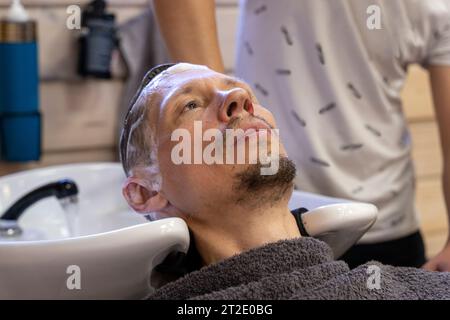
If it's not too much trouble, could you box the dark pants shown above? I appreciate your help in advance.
[340,231,427,269]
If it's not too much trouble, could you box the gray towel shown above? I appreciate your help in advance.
[149,237,450,300]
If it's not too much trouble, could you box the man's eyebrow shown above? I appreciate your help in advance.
[170,78,241,97]
[167,77,251,103]
[166,85,194,102]
[222,77,243,87]
[180,86,193,95]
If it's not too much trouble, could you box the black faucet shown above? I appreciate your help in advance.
[1,179,79,221]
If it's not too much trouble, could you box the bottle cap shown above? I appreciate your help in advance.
[0,1,35,42]
[7,0,29,22]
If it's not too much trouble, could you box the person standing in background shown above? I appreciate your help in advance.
[153,0,450,270]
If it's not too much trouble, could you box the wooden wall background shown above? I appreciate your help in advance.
[0,0,447,257]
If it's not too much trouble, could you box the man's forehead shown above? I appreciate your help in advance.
[143,63,250,118]
[141,67,216,116]
[161,70,245,97]
[161,67,222,89]
[151,63,211,87]
[142,66,214,111]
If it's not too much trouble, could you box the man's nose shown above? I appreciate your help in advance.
[219,88,254,122]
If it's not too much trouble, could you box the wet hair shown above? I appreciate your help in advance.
[119,63,176,176]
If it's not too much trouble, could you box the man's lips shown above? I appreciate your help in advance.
[228,115,273,132]
[237,119,272,132]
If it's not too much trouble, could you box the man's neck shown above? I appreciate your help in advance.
[188,199,301,266]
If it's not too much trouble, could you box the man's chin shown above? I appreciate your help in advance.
[232,156,296,207]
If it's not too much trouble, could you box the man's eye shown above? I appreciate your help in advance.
[184,101,199,111]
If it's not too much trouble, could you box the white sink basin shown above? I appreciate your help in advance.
[0,163,189,299]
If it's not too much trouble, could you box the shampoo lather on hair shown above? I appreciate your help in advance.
[0,0,40,162]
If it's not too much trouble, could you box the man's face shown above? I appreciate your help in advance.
[152,65,292,217]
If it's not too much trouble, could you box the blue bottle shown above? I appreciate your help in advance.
[0,0,40,162]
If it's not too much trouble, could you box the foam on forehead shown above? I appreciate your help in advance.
[151,63,210,87]
[167,62,209,74]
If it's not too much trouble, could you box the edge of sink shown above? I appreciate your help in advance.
[0,217,190,248]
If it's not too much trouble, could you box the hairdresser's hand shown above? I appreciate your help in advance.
[422,241,450,272]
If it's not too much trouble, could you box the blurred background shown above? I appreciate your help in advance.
[0,0,447,258]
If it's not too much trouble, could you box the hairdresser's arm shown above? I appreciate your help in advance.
[423,65,450,271]
[153,0,225,73]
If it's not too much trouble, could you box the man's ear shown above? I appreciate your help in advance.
[122,177,168,213]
